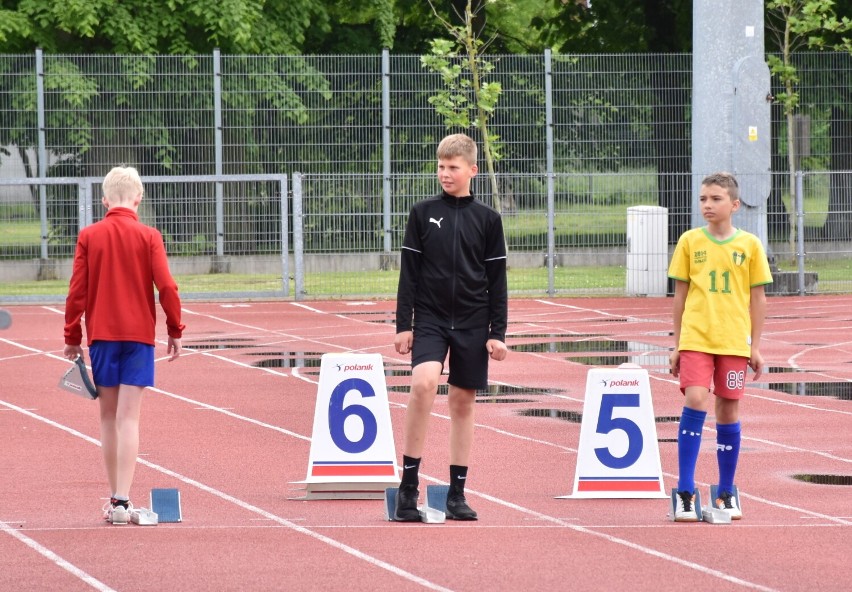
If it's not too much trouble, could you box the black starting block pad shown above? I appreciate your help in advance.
[669,488,702,522]
[385,487,445,523]
[151,488,182,523]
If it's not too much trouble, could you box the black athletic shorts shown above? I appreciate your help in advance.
[411,321,490,390]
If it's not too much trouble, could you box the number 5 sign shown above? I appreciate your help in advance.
[562,364,667,499]
[292,353,400,499]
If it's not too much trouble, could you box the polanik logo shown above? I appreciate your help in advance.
[602,379,640,388]
[336,363,374,372]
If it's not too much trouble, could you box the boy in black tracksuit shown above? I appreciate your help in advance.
[393,133,508,521]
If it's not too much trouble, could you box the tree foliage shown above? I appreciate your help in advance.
[0,0,327,54]
[421,0,504,211]
[766,0,852,249]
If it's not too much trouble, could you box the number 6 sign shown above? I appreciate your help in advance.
[292,353,400,500]
[563,364,667,499]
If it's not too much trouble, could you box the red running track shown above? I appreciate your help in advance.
[1,296,850,591]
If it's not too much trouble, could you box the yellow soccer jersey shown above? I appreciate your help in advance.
[668,227,773,357]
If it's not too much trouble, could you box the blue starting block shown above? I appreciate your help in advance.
[384,487,399,521]
[709,484,740,511]
[384,486,446,523]
[151,488,182,523]
[426,485,449,514]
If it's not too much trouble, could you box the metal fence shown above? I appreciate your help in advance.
[1,50,851,300]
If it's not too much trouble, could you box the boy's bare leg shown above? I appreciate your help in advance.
[447,385,476,465]
[403,362,442,457]
[683,386,710,412]
[98,386,120,494]
[715,397,739,424]
[113,385,144,498]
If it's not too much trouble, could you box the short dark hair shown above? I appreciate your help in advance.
[701,172,739,201]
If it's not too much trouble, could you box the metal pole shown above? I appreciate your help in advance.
[544,49,556,296]
[292,173,305,301]
[78,183,87,232]
[280,175,290,297]
[382,49,392,254]
[795,171,806,296]
[36,49,48,259]
[213,49,225,258]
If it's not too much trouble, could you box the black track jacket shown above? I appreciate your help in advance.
[395,191,508,341]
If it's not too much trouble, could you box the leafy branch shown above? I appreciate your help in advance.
[421,0,504,212]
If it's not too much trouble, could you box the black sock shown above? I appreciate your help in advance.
[401,455,421,488]
[111,496,130,509]
[450,465,468,495]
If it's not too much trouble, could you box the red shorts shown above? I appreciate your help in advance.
[678,350,748,400]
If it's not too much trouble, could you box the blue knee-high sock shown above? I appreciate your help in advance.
[716,421,741,494]
[677,407,707,493]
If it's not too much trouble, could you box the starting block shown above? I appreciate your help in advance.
[709,484,741,512]
[384,487,446,523]
[426,485,449,514]
[130,508,158,526]
[669,488,702,522]
[150,488,182,523]
[702,484,739,524]
[701,506,732,524]
[384,487,398,521]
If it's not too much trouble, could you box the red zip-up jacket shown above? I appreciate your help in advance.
[64,207,185,347]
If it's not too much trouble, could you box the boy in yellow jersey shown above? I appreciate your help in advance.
[668,172,773,521]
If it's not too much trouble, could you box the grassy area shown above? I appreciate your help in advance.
[775,256,852,283]
[2,258,850,299]
[0,265,629,299]
[0,219,42,246]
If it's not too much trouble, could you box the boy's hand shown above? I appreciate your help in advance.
[167,337,182,361]
[63,344,83,361]
[394,331,413,355]
[669,350,680,378]
[486,339,507,361]
[748,349,764,380]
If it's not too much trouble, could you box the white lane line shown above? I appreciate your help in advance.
[0,520,117,592]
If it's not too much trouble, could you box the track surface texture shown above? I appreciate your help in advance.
[1,296,850,591]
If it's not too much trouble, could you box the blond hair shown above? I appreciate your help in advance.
[701,171,740,202]
[436,133,477,165]
[102,166,143,205]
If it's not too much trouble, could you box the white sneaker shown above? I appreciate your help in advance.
[714,490,742,520]
[674,490,699,522]
[102,500,132,525]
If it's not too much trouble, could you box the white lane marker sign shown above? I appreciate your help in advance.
[562,363,667,498]
[291,353,399,499]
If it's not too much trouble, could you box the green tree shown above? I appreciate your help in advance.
[421,0,504,212]
[766,0,852,253]
[0,0,328,54]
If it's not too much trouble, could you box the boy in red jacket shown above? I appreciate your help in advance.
[64,166,184,524]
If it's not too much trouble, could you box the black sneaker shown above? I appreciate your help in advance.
[393,484,420,522]
[446,493,478,521]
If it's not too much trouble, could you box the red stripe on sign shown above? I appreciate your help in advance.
[577,480,661,492]
[311,465,396,477]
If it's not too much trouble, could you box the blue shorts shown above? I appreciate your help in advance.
[89,341,155,388]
